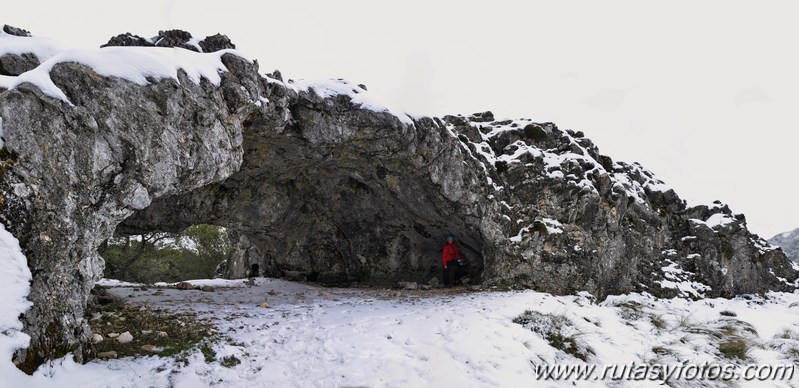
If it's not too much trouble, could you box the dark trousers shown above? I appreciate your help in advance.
[443,262,458,287]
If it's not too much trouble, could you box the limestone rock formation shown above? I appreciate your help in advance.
[102,29,236,53]
[0,25,41,76]
[0,28,797,370]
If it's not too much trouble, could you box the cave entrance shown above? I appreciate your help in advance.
[249,264,260,278]
[104,119,486,288]
[98,224,231,284]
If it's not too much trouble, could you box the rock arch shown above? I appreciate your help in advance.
[0,53,491,370]
[114,86,488,286]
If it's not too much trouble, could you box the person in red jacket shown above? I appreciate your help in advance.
[441,234,462,287]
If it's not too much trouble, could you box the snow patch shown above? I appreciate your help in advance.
[289,78,414,126]
[543,218,564,234]
[0,46,251,104]
[752,236,779,255]
[657,259,711,298]
[769,269,798,288]
[705,213,736,228]
[4,276,799,386]
[510,218,562,243]
[0,222,33,385]
[0,30,64,62]
[99,278,251,289]
[509,227,528,243]
[95,279,144,288]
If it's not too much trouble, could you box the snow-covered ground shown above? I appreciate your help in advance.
[0,224,797,387]
[0,219,797,387]
[1,276,797,387]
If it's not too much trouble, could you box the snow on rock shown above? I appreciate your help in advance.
[0,29,64,62]
[705,213,736,228]
[95,279,144,288]
[509,218,563,243]
[171,278,251,288]
[509,226,528,243]
[656,259,711,298]
[446,114,672,205]
[0,46,251,103]
[0,222,32,386]
[752,236,780,255]
[288,78,414,126]
[543,218,564,234]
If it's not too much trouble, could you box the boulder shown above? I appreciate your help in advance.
[0,52,39,76]
[116,331,133,344]
[2,24,31,37]
[176,282,194,290]
[101,33,153,48]
[97,351,117,359]
[199,33,236,52]
[152,29,197,51]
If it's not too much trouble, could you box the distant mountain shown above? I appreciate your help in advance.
[770,229,799,263]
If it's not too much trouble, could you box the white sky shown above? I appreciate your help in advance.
[5,0,799,238]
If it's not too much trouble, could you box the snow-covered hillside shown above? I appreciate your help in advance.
[1,217,798,387]
[3,274,799,387]
[771,228,799,263]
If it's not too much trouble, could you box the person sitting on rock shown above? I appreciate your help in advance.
[441,234,463,287]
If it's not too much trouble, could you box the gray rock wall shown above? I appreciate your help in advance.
[0,53,250,371]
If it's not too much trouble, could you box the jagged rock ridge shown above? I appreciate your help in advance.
[0,27,797,371]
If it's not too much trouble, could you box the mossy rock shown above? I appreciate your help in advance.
[532,220,548,235]
[599,155,614,172]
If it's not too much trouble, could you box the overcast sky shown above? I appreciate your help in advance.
[6,1,799,238]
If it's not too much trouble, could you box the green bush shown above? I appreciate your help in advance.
[531,220,549,235]
[100,224,230,283]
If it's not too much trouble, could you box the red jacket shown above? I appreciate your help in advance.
[441,242,462,267]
